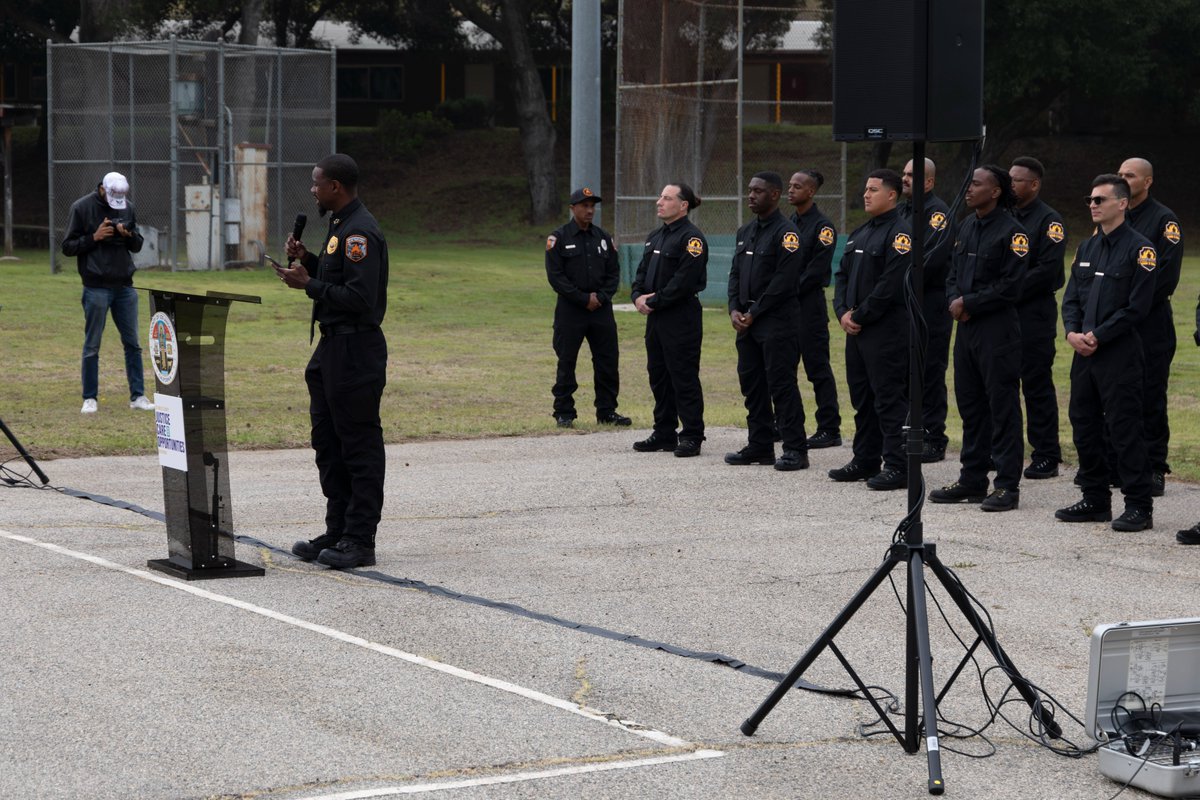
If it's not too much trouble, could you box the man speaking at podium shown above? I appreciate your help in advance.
[277,154,389,570]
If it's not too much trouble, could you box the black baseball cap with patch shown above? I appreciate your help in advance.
[569,187,602,205]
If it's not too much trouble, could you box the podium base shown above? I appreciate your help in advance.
[147,558,265,581]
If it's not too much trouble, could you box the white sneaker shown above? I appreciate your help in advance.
[129,395,155,411]
[81,398,98,414]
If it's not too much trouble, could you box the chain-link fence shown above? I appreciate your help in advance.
[48,38,335,272]
[614,1,846,298]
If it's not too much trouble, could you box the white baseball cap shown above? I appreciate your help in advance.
[102,172,129,210]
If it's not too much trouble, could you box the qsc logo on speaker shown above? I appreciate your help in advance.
[866,127,887,139]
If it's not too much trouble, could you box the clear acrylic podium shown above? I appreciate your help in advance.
[144,288,265,580]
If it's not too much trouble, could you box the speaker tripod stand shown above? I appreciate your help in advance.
[739,145,1059,794]
[0,415,49,486]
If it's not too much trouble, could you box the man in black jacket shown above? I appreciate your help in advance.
[726,172,809,471]
[930,166,1026,512]
[787,169,842,449]
[1117,157,1183,497]
[1056,174,1156,532]
[631,183,708,457]
[280,154,389,569]
[900,157,953,463]
[61,171,153,415]
[829,169,911,491]
[1009,157,1068,480]
[545,188,629,429]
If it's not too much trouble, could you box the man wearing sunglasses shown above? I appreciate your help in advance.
[1056,174,1156,532]
[1116,158,1183,499]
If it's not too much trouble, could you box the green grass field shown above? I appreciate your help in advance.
[2,245,1199,482]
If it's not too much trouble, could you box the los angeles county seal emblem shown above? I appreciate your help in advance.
[148,312,179,386]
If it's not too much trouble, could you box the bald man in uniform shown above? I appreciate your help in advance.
[1116,158,1183,497]
[900,157,953,463]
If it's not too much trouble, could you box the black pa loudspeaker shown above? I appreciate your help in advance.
[832,0,984,142]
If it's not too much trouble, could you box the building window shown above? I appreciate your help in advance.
[369,66,404,102]
[338,67,369,100]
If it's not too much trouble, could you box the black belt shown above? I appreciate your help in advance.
[318,323,379,337]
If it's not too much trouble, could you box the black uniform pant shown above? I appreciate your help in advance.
[798,289,841,434]
[645,298,704,440]
[1140,303,1176,474]
[736,307,807,452]
[921,287,953,450]
[552,300,619,418]
[1070,335,1152,511]
[1018,294,1063,463]
[953,310,1023,491]
[305,328,387,546]
[845,316,909,471]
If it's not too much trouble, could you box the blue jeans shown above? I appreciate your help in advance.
[81,286,145,401]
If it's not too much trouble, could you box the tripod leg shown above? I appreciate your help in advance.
[0,417,49,485]
[925,551,1062,739]
[741,550,904,736]
[908,550,945,794]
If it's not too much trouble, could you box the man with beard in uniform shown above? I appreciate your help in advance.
[726,172,809,471]
[828,169,912,491]
[930,166,1026,512]
[1056,174,1156,532]
[279,153,389,570]
[545,187,630,429]
[631,183,708,458]
[1116,158,1183,497]
[899,157,953,463]
[1009,156,1067,480]
[787,169,842,449]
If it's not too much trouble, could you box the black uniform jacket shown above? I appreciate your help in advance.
[727,208,804,318]
[900,193,952,290]
[545,219,620,308]
[61,191,144,288]
[1013,198,1068,302]
[946,206,1027,319]
[301,198,389,328]
[833,207,911,328]
[631,216,708,310]
[791,204,837,296]
[1062,222,1157,345]
[1126,196,1183,306]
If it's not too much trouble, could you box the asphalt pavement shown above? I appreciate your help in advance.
[1,427,1196,799]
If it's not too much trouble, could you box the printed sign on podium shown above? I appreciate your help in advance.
[144,288,264,580]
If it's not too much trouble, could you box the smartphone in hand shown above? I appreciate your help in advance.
[265,254,285,272]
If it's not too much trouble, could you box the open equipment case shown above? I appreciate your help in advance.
[1085,618,1200,798]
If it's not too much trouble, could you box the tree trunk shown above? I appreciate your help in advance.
[453,0,559,225]
[239,0,263,45]
[78,0,129,42]
[498,0,558,224]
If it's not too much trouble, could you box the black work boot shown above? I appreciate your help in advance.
[317,539,377,569]
[293,532,343,562]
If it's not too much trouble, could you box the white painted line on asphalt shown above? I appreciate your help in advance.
[290,749,725,799]
[0,530,711,752]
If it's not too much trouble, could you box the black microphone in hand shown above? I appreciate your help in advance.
[289,213,307,265]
